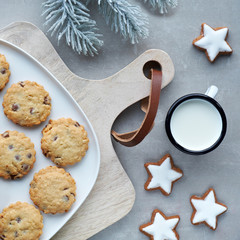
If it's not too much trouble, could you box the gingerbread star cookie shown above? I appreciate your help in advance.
[193,23,232,62]
[190,188,228,230]
[139,209,180,240]
[144,154,183,196]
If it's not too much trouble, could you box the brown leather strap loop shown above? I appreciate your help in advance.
[111,69,162,147]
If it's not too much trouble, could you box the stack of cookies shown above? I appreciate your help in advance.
[0,54,89,240]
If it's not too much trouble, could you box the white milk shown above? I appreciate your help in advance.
[170,99,222,151]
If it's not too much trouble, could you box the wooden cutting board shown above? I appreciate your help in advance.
[0,22,174,240]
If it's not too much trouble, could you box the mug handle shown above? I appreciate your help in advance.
[205,85,218,98]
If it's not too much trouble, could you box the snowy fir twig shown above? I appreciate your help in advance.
[42,0,103,56]
[93,0,149,44]
[142,0,178,14]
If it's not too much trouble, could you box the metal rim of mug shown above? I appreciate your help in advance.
[165,93,227,155]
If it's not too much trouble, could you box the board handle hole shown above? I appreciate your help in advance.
[143,61,162,79]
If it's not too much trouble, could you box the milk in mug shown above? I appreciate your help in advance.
[170,99,223,151]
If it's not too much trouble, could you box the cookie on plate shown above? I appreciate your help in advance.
[41,118,89,167]
[190,188,227,230]
[0,201,43,240]
[144,154,183,196]
[139,209,180,240]
[29,166,76,214]
[0,130,36,180]
[2,81,51,127]
[0,54,11,91]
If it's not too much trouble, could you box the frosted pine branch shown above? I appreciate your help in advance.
[142,0,178,14]
[90,0,149,44]
[42,0,103,56]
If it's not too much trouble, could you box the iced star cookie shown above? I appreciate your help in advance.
[139,209,180,240]
[144,154,183,196]
[29,166,76,214]
[2,81,51,127]
[0,54,11,91]
[0,201,43,240]
[41,118,89,166]
[0,130,36,180]
[190,188,228,230]
[193,23,232,62]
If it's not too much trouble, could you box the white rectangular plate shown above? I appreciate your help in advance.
[0,40,100,240]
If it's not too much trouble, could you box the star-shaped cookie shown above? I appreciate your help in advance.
[139,209,180,240]
[144,154,183,196]
[190,188,228,230]
[193,23,232,62]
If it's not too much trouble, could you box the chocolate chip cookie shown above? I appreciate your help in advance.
[0,131,36,180]
[0,54,11,91]
[0,201,43,240]
[2,81,51,127]
[29,166,76,214]
[41,118,89,166]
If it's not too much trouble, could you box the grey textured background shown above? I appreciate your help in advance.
[1,1,240,239]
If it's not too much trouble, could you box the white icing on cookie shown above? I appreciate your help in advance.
[146,157,182,194]
[142,212,179,240]
[194,24,232,62]
[191,189,227,230]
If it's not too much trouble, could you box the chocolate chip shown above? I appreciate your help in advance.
[27,153,32,159]
[63,195,69,202]
[75,122,80,127]
[30,108,34,114]
[12,104,19,111]
[43,96,50,105]
[64,187,69,190]
[43,150,50,157]
[53,136,58,141]
[0,68,6,74]
[8,145,14,150]
[71,192,75,197]
[14,231,18,237]
[16,217,21,223]
[6,170,16,179]
[21,164,29,172]
[2,132,9,138]
[19,81,25,87]
[0,234,6,239]
[10,174,17,180]
[15,155,21,161]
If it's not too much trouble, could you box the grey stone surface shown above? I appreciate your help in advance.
[1,0,240,239]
